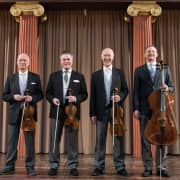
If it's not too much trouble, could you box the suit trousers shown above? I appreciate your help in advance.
[139,114,167,171]
[49,118,78,170]
[6,123,35,169]
[94,111,125,171]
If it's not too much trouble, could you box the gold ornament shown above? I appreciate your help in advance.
[127,1,162,17]
[10,2,44,17]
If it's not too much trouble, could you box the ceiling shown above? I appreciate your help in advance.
[0,0,180,10]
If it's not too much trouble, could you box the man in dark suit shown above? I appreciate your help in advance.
[0,53,43,176]
[46,51,88,176]
[90,48,129,176]
[133,46,174,177]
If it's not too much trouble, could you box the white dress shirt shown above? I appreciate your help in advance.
[62,68,72,101]
[103,65,112,105]
[19,71,28,95]
[147,62,156,80]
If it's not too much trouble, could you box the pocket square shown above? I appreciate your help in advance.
[31,82,37,85]
[73,80,80,83]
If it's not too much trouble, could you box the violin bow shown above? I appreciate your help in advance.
[53,104,60,153]
[112,91,115,146]
[17,102,26,154]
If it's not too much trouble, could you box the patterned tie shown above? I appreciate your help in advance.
[64,71,68,84]
[63,71,69,103]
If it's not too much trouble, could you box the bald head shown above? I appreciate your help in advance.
[17,53,30,72]
[101,48,114,67]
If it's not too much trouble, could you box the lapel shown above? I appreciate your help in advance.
[153,68,162,88]
[15,73,21,94]
[59,71,63,99]
[68,70,74,89]
[111,68,116,92]
[142,63,162,88]
[100,69,106,96]
[26,71,31,89]
[142,64,154,86]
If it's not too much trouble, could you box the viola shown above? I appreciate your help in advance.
[21,89,36,131]
[64,88,79,129]
[110,88,126,137]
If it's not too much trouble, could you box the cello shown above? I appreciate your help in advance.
[110,88,126,145]
[144,60,178,145]
[64,88,79,129]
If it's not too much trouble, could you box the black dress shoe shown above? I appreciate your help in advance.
[92,168,103,176]
[70,168,79,176]
[142,169,152,177]
[48,168,57,176]
[0,167,15,175]
[117,169,128,176]
[156,170,169,177]
[27,168,37,176]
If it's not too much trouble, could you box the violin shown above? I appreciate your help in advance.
[64,88,79,129]
[144,60,178,145]
[110,88,126,137]
[21,89,36,131]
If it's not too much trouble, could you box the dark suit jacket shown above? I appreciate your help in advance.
[133,63,174,117]
[90,67,129,121]
[2,72,44,125]
[46,70,88,120]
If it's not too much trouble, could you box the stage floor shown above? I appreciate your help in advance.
[0,154,179,179]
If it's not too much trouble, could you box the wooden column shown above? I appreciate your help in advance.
[127,1,162,158]
[10,2,45,157]
[18,15,38,72]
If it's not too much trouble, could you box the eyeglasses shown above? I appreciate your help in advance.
[18,59,28,62]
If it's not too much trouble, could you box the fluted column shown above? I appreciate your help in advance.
[18,15,38,72]
[127,1,162,157]
[10,2,45,157]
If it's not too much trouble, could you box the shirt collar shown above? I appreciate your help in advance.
[103,65,112,71]
[19,71,28,75]
[147,62,156,67]
[62,68,72,73]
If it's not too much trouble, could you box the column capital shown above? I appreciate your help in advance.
[10,2,45,17]
[127,1,162,17]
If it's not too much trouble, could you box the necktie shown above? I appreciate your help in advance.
[149,64,155,80]
[64,71,68,84]
[104,68,112,105]
[63,71,69,103]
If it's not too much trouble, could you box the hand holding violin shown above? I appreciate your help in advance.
[111,95,121,102]
[13,94,25,101]
[24,95,32,102]
[66,96,76,103]
[160,84,169,91]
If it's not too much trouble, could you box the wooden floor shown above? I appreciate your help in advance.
[0,154,180,179]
